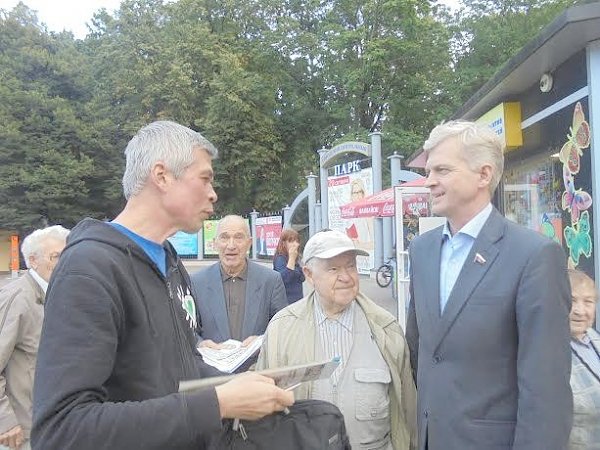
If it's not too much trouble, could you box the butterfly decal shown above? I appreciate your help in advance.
[539,214,560,244]
[562,164,592,224]
[564,210,592,266]
[558,102,591,175]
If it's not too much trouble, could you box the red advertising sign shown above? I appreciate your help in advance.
[256,216,282,257]
[10,235,19,271]
[339,179,428,218]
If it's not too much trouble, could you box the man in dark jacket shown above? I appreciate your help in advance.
[31,121,293,450]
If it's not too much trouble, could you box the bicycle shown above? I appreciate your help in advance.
[375,256,396,288]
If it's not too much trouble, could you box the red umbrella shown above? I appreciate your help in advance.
[339,178,428,219]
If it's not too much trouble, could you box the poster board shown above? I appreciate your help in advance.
[255,216,283,257]
[202,220,219,256]
[168,231,199,257]
[394,186,434,328]
[327,167,375,274]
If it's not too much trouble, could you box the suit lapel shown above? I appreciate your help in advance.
[421,227,444,328]
[433,210,504,352]
[208,264,231,340]
[242,262,259,338]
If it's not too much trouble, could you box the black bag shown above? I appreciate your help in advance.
[208,399,351,449]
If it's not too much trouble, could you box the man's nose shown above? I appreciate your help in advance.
[337,267,353,280]
[209,187,218,203]
[424,172,436,187]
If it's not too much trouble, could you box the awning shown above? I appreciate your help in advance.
[339,178,428,219]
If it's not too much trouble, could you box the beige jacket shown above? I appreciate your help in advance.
[0,272,44,440]
[256,291,417,450]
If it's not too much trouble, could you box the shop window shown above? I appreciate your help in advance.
[503,155,563,243]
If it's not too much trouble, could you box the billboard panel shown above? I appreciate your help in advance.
[203,220,219,256]
[328,167,375,274]
[256,216,283,257]
[168,231,198,256]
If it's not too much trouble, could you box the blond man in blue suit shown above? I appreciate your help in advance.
[407,121,572,450]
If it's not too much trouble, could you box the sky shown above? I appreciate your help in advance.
[1,0,461,39]
[0,0,123,38]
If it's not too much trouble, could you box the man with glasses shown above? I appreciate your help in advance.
[191,215,287,371]
[0,225,69,450]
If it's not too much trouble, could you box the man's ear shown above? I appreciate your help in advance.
[150,161,170,191]
[479,164,493,189]
[28,254,38,271]
[302,266,313,285]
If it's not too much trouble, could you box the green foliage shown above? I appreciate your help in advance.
[0,0,583,233]
[448,0,583,104]
[0,4,102,231]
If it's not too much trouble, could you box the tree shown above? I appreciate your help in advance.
[0,4,98,230]
[2,0,581,232]
[449,0,583,104]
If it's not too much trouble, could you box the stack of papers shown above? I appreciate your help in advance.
[179,357,341,393]
[198,336,264,373]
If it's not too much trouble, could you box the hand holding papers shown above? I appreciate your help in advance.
[198,336,264,373]
[179,358,341,393]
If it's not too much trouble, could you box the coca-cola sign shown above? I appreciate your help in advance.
[382,203,395,215]
[340,206,356,218]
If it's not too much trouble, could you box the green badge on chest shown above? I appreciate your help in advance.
[183,294,196,318]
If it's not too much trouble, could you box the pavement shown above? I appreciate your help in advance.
[1,259,399,318]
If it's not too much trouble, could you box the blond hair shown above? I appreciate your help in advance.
[424,121,505,194]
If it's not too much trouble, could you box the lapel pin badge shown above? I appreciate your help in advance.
[474,253,486,265]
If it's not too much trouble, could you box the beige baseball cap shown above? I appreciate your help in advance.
[302,230,369,264]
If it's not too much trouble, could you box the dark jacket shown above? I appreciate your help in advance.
[32,219,223,450]
[272,255,305,303]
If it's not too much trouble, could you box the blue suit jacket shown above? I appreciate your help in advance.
[406,208,573,450]
[191,260,287,343]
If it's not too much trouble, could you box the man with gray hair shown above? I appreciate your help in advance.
[191,214,287,371]
[32,121,293,450]
[0,225,69,450]
[257,230,417,450]
[407,121,572,450]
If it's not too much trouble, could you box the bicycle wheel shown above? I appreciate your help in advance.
[376,264,393,288]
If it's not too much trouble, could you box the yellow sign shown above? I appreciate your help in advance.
[476,102,523,151]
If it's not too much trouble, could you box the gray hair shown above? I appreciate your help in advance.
[122,120,218,200]
[568,269,598,302]
[21,225,70,269]
[423,121,505,194]
[216,215,250,236]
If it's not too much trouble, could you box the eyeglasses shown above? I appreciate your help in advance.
[48,252,62,262]
[217,233,248,244]
[351,190,364,195]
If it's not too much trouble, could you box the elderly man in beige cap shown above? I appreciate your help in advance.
[257,230,417,450]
